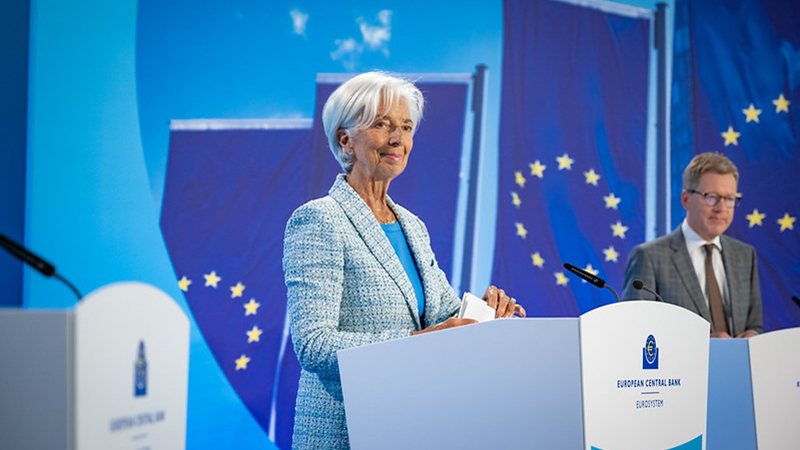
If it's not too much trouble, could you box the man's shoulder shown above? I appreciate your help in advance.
[633,229,681,254]
[720,234,756,254]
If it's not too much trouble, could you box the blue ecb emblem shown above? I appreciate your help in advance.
[134,340,148,397]
[642,334,659,370]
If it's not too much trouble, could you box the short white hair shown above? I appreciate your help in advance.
[322,71,424,172]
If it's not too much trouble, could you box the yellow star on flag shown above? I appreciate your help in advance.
[178,276,192,292]
[611,221,629,239]
[603,193,621,210]
[555,272,569,286]
[515,171,526,188]
[246,325,263,343]
[777,213,796,232]
[244,298,261,316]
[230,282,245,298]
[235,354,251,370]
[746,209,766,228]
[511,192,522,208]
[204,271,221,288]
[556,153,574,170]
[773,93,790,113]
[742,103,762,123]
[721,126,740,146]
[515,222,528,239]
[529,160,547,178]
[584,169,601,186]
[603,246,620,263]
[531,252,545,268]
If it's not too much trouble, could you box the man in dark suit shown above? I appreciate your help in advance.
[622,153,762,338]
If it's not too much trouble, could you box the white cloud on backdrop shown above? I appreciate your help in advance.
[359,10,391,55]
[331,10,392,70]
[290,9,309,36]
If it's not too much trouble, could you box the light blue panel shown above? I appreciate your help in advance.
[706,339,757,450]
[339,318,584,449]
[26,1,275,448]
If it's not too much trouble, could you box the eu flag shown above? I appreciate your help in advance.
[671,0,800,330]
[493,0,652,315]
[161,75,472,448]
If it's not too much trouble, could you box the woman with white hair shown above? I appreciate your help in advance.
[283,71,524,449]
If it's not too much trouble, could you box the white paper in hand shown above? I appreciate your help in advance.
[457,292,496,322]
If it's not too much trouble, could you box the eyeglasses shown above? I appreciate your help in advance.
[687,189,741,208]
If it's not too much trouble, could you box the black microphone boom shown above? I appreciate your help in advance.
[0,232,55,276]
[562,262,620,302]
[632,279,665,302]
[0,232,82,300]
[563,262,605,288]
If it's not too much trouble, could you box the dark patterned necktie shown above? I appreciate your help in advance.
[704,244,729,335]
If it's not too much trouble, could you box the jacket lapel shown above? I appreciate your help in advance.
[390,198,440,327]
[669,228,712,323]
[720,235,745,335]
[328,175,421,328]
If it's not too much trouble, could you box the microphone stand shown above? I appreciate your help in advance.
[603,285,621,303]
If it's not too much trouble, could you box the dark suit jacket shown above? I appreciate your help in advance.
[622,227,763,335]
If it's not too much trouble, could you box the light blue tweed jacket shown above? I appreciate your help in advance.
[283,174,461,450]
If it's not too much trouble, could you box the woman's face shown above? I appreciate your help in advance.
[340,97,414,183]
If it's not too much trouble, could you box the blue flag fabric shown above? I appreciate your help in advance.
[672,0,800,331]
[161,123,309,449]
[493,0,651,315]
[160,76,470,448]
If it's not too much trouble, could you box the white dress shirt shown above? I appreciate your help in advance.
[681,219,732,332]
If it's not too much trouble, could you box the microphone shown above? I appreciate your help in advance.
[563,262,620,302]
[632,279,664,302]
[0,232,83,300]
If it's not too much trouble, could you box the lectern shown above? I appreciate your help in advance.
[707,328,800,450]
[339,301,710,450]
[0,282,190,450]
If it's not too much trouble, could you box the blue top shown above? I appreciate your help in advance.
[381,222,425,318]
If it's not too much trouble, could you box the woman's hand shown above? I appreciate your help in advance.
[483,285,527,319]
[411,317,477,336]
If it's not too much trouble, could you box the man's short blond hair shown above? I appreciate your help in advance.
[682,152,739,190]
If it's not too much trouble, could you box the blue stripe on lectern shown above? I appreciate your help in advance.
[592,434,702,450]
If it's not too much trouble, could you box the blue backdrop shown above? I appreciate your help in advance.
[671,0,800,331]
[493,0,652,314]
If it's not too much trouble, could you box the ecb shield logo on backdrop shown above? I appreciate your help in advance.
[642,334,658,370]
[134,340,147,397]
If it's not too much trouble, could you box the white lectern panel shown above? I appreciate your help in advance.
[581,301,710,450]
[339,318,584,449]
[748,327,800,450]
[75,282,189,450]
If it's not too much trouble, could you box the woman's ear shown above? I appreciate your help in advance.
[337,128,350,148]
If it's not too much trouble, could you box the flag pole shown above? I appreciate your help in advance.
[655,3,670,236]
[459,64,487,295]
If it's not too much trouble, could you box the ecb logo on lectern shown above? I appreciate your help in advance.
[642,334,659,370]
[134,340,148,397]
